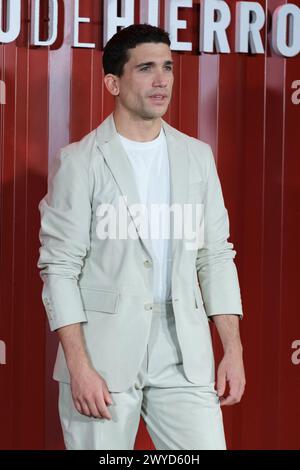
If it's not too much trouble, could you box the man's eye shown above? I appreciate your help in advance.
[140,67,150,71]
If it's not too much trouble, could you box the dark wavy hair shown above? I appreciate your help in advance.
[102,23,171,77]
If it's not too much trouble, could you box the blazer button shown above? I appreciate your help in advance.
[143,260,152,268]
[144,303,153,311]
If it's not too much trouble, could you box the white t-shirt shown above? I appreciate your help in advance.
[118,125,172,302]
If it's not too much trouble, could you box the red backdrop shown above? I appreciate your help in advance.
[1,0,300,450]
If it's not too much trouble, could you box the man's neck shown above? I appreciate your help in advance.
[113,111,162,142]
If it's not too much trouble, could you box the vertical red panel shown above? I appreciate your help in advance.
[0,1,48,449]
[280,17,300,451]
[0,40,17,451]
[261,0,285,449]
[239,45,266,451]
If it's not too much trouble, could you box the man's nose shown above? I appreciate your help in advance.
[152,70,169,86]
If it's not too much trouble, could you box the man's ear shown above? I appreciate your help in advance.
[104,74,120,96]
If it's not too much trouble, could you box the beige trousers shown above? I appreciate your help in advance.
[58,302,226,450]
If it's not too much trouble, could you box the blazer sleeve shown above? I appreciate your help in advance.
[195,144,243,320]
[37,147,92,331]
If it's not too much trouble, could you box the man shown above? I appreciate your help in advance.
[38,24,245,450]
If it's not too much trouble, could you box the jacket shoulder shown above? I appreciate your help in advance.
[172,127,213,177]
[57,128,98,171]
[166,122,212,156]
[183,132,212,156]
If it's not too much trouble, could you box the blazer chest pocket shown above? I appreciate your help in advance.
[79,287,120,314]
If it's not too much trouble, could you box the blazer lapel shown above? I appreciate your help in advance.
[160,119,189,258]
[95,112,189,261]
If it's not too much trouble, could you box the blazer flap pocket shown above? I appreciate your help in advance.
[79,287,120,314]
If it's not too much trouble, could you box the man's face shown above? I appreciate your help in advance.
[116,42,174,120]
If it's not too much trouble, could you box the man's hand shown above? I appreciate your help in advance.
[56,323,114,420]
[216,345,246,406]
[70,363,114,420]
[210,314,246,406]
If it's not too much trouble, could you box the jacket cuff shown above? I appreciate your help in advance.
[41,276,88,332]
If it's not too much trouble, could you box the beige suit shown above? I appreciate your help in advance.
[37,112,243,395]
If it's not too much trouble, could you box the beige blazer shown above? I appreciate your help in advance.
[37,112,243,392]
